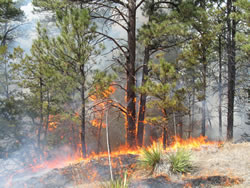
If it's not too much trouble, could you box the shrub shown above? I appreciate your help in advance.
[138,143,162,171]
[167,148,193,174]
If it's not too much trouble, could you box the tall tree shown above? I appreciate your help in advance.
[176,1,221,136]
[27,8,102,157]
[226,0,237,140]
[140,57,185,148]
[137,0,186,146]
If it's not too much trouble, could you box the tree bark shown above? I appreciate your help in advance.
[218,36,223,138]
[163,126,167,149]
[191,77,195,136]
[226,0,236,141]
[81,84,87,157]
[126,0,137,147]
[43,90,50,150]
[71,123,78,155]
[38,77,43,152]
[188,95,192,138]
[201,54,207,136]
[97,111,104,154]
[173,111,176,137]
[137,47,150,147]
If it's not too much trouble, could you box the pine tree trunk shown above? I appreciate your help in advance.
[137,47,149,147]
[202,99,206,136]
[137,0,155,147]
[81,85,87,157]
[71,123,77,155]
[218,36,223,138]
[163,126,167,149]
[188,96,192,138]
[126,0,137,147]
[201,55,207,136]
[43,90,50,150]
[97,111,104,154]
[226,0,236,141]
[38,78,43,152]
[173,111,177,137]
[191,78,195,136]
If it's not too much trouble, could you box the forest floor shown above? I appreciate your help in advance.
[73,142,250,188]
[187,142,250,187]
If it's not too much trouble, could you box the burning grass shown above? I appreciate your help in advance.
[3,137,250,188]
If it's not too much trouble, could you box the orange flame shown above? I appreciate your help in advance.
[48,115,60,131]
[6,135,223,188]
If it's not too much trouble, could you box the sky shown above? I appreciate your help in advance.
[14,0,54,52]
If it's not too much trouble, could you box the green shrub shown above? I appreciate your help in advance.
[167,148,193,174]
[138,143,162,171]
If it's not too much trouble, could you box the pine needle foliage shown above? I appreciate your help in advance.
[138,143,162,171]
[167,148,193,174]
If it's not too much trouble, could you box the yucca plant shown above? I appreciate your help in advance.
[101,172,128,188]
[167,148,193,174]
[138,143,162,171]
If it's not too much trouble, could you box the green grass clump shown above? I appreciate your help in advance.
[138,144,162,171]
[167,148,193,174]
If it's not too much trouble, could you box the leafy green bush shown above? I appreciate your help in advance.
[167,148,193,174]
[138,143,162,171]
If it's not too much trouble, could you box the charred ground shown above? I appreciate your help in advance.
[2,141,249,188]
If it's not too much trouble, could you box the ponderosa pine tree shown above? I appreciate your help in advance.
[226,0,237,140]
[24,8,103,157]
[11,43,71,156]
[176,1,221,136]
[0,47,24,157]
[137,0,188,146]
[140,56,186,148]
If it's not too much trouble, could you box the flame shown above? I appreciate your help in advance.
[48,115,60,131]
[5,136,223,187]
[89,85,116,129]
[169,136,220,150]
[184,182,192,188]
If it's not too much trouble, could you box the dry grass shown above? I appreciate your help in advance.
[185,142,250,187]
[70,142,250,188]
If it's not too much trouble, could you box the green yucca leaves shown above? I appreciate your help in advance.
[101,172,128,188]
[167,148,193,174]
[138,144,162,171]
